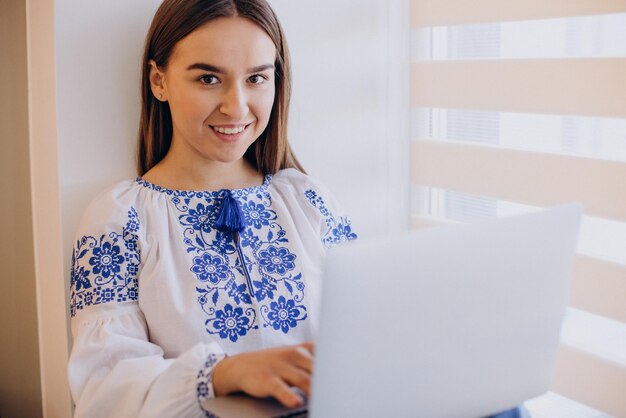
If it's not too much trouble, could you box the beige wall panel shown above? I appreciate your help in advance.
[0,0,43,417]
[411,0,626,28]
[410,140,626,222]
[26,0,73,416]
[411,59,626,118]
[570,256,626,323]
[554,345,626,418]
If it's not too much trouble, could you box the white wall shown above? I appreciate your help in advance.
[56,0,163,276]
[269,0,410,237]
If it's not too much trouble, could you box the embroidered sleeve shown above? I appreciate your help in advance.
[304,189,358,247]
[70,309,228,418]
[70,207,141,316]
[197,352,228,410]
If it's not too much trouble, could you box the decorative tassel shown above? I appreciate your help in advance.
[215,191,246,233]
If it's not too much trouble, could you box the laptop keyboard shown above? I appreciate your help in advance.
[274,409,308,418]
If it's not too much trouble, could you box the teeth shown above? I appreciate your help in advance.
[213,125,246,134]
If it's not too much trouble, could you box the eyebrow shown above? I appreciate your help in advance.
[186,63,275,73]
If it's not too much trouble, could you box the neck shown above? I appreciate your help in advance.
[143,145,263,192]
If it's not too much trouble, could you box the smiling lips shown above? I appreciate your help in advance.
[210,123,251,135]
[209,123,252,142]
[212,125,245,134]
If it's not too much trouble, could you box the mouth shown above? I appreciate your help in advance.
[208,122,253,143]
[209,122,252,135]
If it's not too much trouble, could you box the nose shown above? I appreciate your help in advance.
[219,83,249,120]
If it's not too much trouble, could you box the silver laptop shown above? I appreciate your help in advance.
[202,204,582,418]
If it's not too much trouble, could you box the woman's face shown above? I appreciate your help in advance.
[152,16,277,165]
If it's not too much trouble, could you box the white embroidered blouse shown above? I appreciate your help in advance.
[67,168,357,418]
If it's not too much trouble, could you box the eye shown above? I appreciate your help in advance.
[199,74,219,85]
[248,74,268,85]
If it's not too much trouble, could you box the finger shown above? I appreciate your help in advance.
[280,365,312,396]
[300,341,315,355]
[290,346,314,373]
[269,377,304,409]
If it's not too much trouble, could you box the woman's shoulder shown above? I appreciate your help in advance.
[76,179,144,236]
[270,168,357,245]
[270,168,333,197]
[70,179,144,318]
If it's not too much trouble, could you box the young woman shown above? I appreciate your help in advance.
[68,1,527,417]
[68,0,356,416]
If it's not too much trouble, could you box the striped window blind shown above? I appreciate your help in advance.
[409,1,626,417]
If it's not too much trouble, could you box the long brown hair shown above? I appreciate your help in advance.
[137,0,304,176]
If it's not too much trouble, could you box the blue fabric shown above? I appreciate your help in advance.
[486,405,530,418]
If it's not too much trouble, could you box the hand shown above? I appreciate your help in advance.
[212,342,314,408]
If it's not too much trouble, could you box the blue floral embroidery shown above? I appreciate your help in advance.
[241,201,275,229]
[70,208,141,316]
[304,189,358,247]
[197,352,226,413]
[226,280,252,305]
[125,234,139,253]
[126,211,140,232]
[239,228,261,249]
[261,295,307,334]
[211,231,236,254]
[258,245,296,275]
[72,265,91,292]
[89,241,124,279]
[331,222,358,244]
[136,176,272,199]
[206,304,255,342]
[252,277,277,302]
[181,202,216,234]
[191,253,231,284]
[146,175,310,342]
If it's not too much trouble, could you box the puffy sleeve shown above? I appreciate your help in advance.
[299,174,358,247]
[68,186,225,418]
[271,168,358,246]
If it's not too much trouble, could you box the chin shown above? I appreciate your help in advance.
[204,150,249,165]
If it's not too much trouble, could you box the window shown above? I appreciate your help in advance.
[410,3,626,417]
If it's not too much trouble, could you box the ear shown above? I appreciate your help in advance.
[149,60,167,102]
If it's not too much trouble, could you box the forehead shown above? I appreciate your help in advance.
[169,16,276,70]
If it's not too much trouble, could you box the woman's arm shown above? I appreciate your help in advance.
[69,193,229,417]
[69,305,227,418]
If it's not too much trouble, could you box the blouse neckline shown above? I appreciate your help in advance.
[135,174,273,198]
